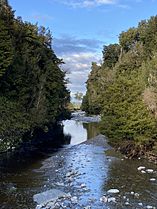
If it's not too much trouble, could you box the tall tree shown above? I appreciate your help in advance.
[83,15,157,153]
[0,1,70,152]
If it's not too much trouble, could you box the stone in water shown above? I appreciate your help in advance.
[137,166,145,171]
[146,169,154,173]
[150,178,156,182]
[107,189,119,194]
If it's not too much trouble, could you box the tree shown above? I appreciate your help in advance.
[83,15,157,152]
[0,1,70,152]
[0,0,9,7]
[102,44,121,68]
[119,28,140,52]
[74,92,83,102]
[0,18,13,78]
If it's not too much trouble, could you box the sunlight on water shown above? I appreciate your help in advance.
[63,120,87,145]
[63,119,100,145]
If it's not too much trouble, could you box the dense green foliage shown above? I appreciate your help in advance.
[82,15,157,147]
[0,2,70,151]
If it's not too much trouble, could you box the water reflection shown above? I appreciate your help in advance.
[0,123,71,209]
[0,119,100,208]
[83,122,100,140]
[1,116,157,208]
[63,120,87,145]
[63,119,100,145]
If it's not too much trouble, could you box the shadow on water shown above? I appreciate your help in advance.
[1,117,157,208]
[0,118,100,208]
[0,124,72,209]
[0,124,71,171]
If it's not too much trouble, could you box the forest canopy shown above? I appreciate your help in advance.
[0,1,70,152]
[82,15,157,152]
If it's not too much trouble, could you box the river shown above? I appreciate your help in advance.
[0,112,157,208]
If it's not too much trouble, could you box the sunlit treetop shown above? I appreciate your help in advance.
[0,0,8,5]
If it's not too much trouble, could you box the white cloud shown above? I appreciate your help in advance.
[61,52,101,94]
[61,52,100,74]
[54,0,116,8]
[53,36,103,55]
[96,0,115,4]
[53,35,102,95]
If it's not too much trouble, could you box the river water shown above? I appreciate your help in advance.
[0,113,157,208]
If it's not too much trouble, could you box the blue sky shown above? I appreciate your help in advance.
[9,0,157,96]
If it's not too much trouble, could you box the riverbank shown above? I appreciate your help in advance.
[72,112,157,164]
[34,135,157,209]
[113,140,157,164]
[1,115,157,209]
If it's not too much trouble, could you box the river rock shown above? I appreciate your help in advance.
[71,111,101,123]
[138,202,143,206]
[137,166,145,171]
[33,189,66,206]
[125,202,130,206]
[71,196,78,204]
[108,197,116,203]
[150,178,156,181]
[146,169,154,173]
[55,182,65,186]
[107,189,120,194]
[80,183,86,188]
[100,196,108,203]
[146,206,153,209]
[134,193,140,198]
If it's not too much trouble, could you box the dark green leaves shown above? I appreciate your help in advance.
[0,2,70,152]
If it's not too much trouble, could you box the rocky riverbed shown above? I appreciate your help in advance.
[71,111,101,123]
[33,135,157,209]
[1,115,157,209]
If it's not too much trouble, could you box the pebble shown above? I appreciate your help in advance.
[137,166,145,171]
[107,189,120,194]
[107,197,116,203]
[150,178,156,182]
[100,196,108,203]
[71,196,78,204]
[134,193,140,198]
[9,186,17,192]
[138,203,143,206]
[146,206,153,209]
[146,169,154,173]
[80,183,86,188]
[125,202,130,206]
[55,182,64,186]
